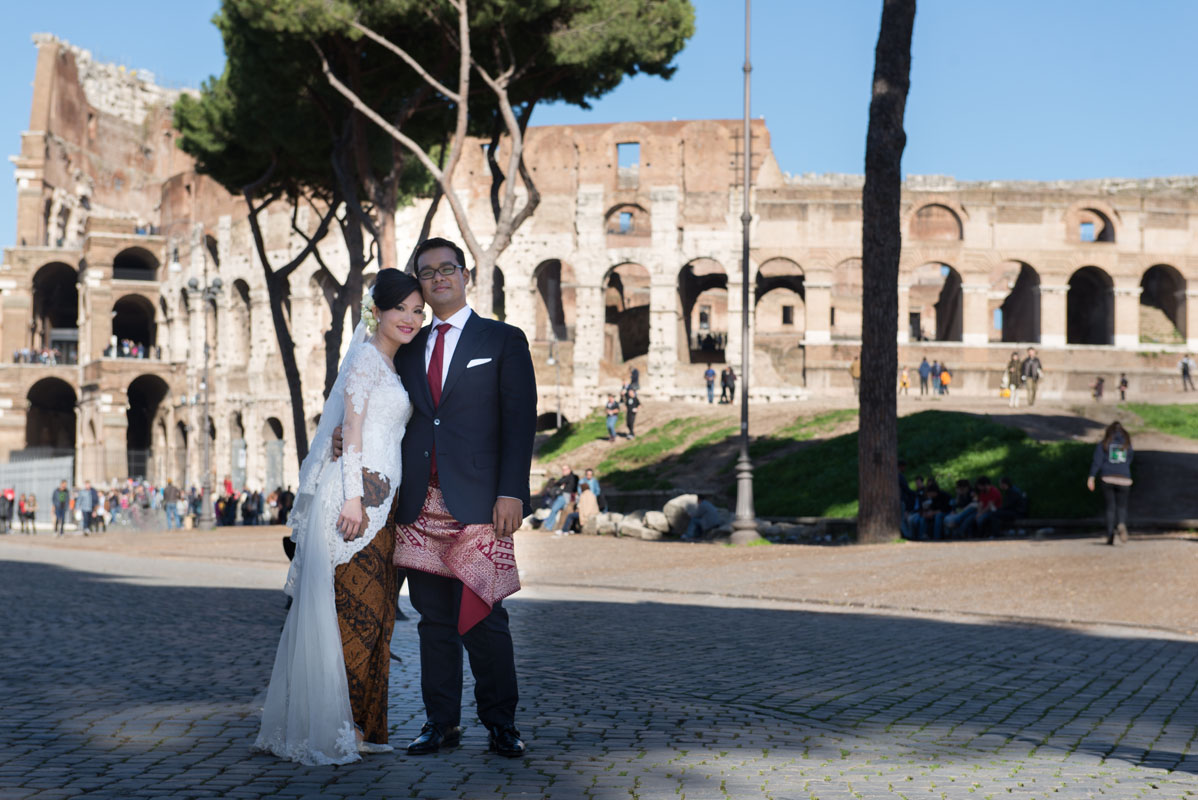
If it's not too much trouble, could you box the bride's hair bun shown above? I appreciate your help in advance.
[371,269,422,311]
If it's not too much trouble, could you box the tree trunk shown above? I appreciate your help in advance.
[858,0,916,544]
[263,274,311,465]
[322,214,368,400]
[473,249,495,319]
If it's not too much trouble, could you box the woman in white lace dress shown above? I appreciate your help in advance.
[254,270,422,765]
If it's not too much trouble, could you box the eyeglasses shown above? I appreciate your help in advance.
[417,264,462,281]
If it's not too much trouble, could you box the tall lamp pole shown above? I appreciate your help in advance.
[731,0,760,544]
[188,276,222,529]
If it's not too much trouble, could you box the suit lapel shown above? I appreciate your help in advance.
[439,312,486,405]
[402,324,434,412]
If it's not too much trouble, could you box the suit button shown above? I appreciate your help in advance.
[434,418,441,426]
[423,451,429,458]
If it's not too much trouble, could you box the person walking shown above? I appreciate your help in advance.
[1087,421,1133,546]
[703,365,716,404]
[76,481,97,534]
[624,388,641,439]
[723,367,737,404]
[1180,354,1196,392]
[918,357,931,396]
[899,366,910,395]
[603,393,620,441]
[1005,351,1022,408]
[52,480,69,536]
[1118,373,1129,401]
[163,479,182,530]
[1091,376,1105,402]
[23,493,37,534]
[1021,347,1043,406]
[931,360,942,396]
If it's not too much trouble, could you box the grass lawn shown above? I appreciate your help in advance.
[537,410,611,462]
[1122,402,1198,440]
[598,417,714,490]
[749,409,859,459]
[755,410,1096,519]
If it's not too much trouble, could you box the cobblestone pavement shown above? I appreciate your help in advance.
[1,542,1195,799]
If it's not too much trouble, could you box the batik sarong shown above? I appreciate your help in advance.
[334,515,398,744]
[394,475,520,634]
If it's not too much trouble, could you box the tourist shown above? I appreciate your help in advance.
[557,481,599,535]
[994,476,1029,534]
[942,479,976,538]
[163,479,182,530]
[918,357,931,396]
[971,477,1003,537]
[930,360,942,395]
[75,481,97,534]
[1021,348,1043,406]
[604,393,620,441]
[849,355,861,397]
[1118,373,1129,401]
[1179,354,1195,391]
[682,495,722,541]
[17,494,27,534]
[939,364,952,395]
[1005,351,1022,408]
[721,367,736,404]
[624,388,641,438]
[898,366,910,395]
[1091,376,1105,402]
[1088,421,1133,545]
[52,481,69,535]
[704,365,716,403]
[22,493,37,534]
[543,466,578,531]
[917,481,951,540]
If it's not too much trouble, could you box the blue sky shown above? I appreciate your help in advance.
[2,0,1196,248]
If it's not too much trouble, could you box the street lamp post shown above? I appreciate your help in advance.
[188,276,222,529]
[731,0,761,544]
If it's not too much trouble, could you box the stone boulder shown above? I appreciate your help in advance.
[643,510,671,533]
[595,512,622,536]
[662,494,699,535]
[618,520,662,541]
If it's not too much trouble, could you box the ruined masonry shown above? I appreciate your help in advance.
[5,36,1197,490]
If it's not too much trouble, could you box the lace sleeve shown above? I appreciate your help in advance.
[341,350,375,501]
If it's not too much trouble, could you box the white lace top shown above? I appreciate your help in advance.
[329,343,411,567]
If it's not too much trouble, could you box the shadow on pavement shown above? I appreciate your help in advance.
[1,559,1195,799]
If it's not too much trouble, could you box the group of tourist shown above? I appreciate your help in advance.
[209,476,294,527]
[540,465,603,535]
[603,369,647,440]
[701,365,738,404]
[11,347,64,365]
[0,489,37,534]
[103,339,157,359]
[899,464,1029,541]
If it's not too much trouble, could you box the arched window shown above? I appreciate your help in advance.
[910,204,963,241]
[1067,267,1115,345]
[113,247,160,281]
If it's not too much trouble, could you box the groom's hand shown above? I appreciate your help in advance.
[492,497,522,540]
[331,426,343,460]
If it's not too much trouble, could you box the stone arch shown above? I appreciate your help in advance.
[909,262,963,342]
[230,279,252,366]
[602,263,651,365]
[755,258,805,335]
[263,417,286,492]
[831,258,863,340]
[113,246,160,280]
[25,378,76,452]
[909,203,963,241]
[126,374,169,479]
[678,259,728,363]
[1067,266,1115,345]
[604,203,651,247]
[31,261,79,363]
[1065,202,1118,244]
[995,262,1041,343]
[1139,264,1186,344]
[204,234,220,267]
[112,295,157,357]
[532,259,576,342]
[536,412,570,433]
[174,420,189,487]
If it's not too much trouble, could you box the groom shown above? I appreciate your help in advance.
[394,238,536,758]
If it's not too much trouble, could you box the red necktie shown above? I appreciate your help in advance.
[427,323,451,473]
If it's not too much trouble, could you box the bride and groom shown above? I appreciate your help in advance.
[253,238,537,765]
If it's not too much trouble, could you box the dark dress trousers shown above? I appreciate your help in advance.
[394,310,537,729]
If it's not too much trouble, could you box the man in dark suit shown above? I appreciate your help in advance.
[394,238,536,759]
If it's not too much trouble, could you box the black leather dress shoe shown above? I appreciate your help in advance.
[487,724,526,758]
[406,722,462,755]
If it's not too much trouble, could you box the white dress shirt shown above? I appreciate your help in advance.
[423,304,474,386]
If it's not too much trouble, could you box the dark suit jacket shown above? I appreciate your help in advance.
[394,311,537,525]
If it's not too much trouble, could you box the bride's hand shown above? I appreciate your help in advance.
[337,497,364,541]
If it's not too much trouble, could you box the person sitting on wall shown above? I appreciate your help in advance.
[942,478,976,538]
[917,481,951,540]
[542,465,578,531]
[994,476,1029,534]
[682,495,722,541]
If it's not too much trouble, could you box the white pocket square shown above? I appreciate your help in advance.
[466,357,492,368]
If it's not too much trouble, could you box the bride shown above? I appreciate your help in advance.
[254,269,423,765]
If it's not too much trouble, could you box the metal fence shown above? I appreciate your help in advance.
[0,455,73,526]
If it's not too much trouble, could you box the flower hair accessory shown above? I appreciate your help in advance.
[361,291,378,334]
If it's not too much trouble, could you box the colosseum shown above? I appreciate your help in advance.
[4,35,1197,494]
